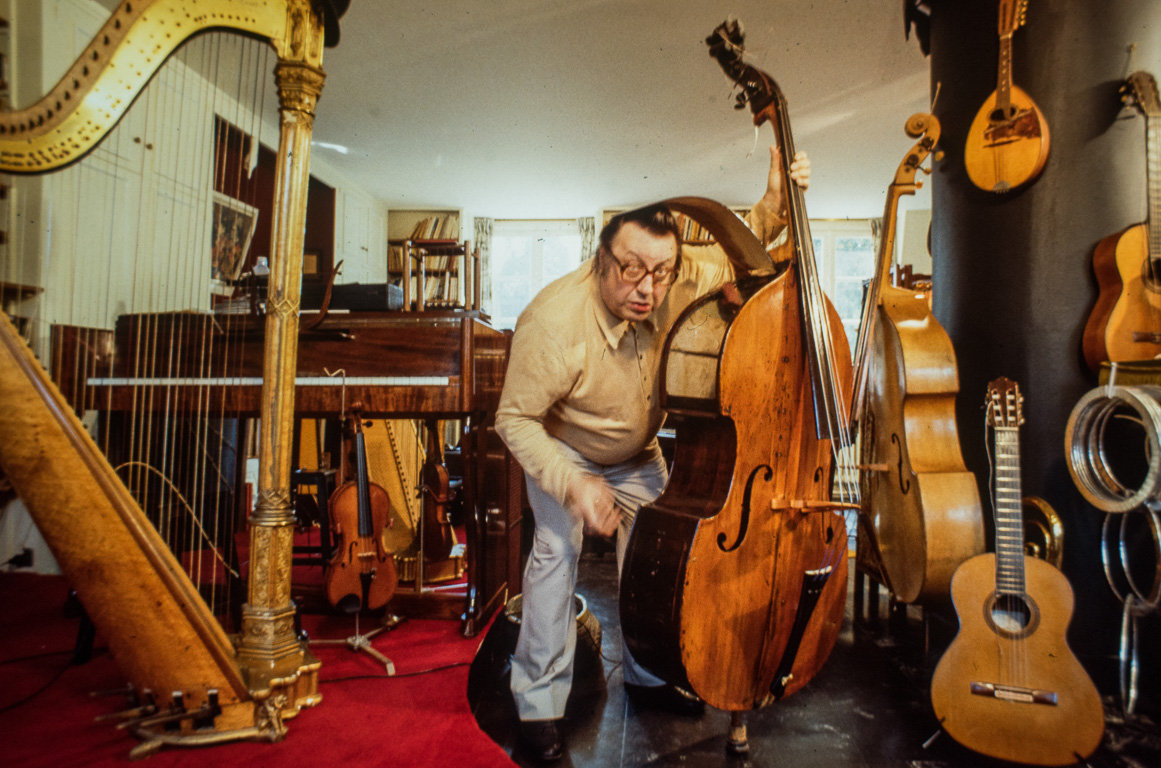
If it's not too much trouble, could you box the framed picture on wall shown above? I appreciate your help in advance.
[211,192,259,282]
[303,250,321,276]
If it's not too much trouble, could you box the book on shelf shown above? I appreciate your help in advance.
[409,214,460,241]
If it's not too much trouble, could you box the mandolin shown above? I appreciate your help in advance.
[964,0,1050,193]
[852,113,985,605]
[1082,70,1161,371]
[930,378,1104,766]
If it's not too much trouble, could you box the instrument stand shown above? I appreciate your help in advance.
[309,613,405,675]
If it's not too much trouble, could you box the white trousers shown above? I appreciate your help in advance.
[510,439,668,721]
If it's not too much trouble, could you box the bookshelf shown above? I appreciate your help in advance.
[391,238,481,312]
[388,209,478,311]
[388,209,461,269]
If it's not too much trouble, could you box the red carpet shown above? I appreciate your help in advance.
[0,572,516,768]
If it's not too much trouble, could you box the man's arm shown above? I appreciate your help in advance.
[494,320,621,536]
[749,146,811,246]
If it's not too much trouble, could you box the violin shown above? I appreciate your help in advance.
[620,19,855,711]
[324,407,398,613]
[851,114,985,605]
[419,419,456,563]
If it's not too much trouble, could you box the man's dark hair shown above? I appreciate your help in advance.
[594,203,683,276]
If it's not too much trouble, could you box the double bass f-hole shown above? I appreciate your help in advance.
[890,433,911,494]
[719,464,772,553]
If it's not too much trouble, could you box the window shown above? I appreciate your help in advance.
[490,220,583,329]
[810,220,876,354]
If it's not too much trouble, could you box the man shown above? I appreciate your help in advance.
[495,147,810,762]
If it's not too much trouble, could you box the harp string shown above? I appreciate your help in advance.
[4,26,279,624]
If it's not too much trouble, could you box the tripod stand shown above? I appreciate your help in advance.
[310,611,404,674]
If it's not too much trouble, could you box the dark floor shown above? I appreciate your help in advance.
[468,551,1161,768]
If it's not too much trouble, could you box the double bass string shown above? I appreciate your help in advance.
[772,98,861,572]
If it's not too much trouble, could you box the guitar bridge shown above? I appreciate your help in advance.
[1131,331,1161,343]
[970,681,1058,706]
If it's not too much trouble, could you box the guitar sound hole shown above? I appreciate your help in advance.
[989,105,1018,123]
[990,594,1032,634]
[1141,256,1161,293]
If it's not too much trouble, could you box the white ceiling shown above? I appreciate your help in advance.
[309,1,934,221]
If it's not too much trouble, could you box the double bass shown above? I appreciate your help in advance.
[620,18,856,712]
[325,407,398,613]
[851,114,985,605]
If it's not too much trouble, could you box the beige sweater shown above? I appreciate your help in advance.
[494,203,785,507]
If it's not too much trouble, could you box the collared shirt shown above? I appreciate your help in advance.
[495,203,785,507]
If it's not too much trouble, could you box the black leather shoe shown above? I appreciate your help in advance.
[624,683,706,716]
[518,718,564,763]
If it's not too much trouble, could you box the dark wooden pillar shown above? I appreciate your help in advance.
[927,0,1161,706]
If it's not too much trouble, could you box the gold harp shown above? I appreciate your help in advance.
[0,0,343,756]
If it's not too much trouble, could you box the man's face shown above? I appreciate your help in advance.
[597,221,677,323]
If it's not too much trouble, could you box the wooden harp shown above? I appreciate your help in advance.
[0,0,339,756]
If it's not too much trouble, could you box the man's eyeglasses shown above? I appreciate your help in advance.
[607,253,677,286]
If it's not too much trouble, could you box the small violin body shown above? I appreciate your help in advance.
[325,411,398,613]
[420,419,456,563]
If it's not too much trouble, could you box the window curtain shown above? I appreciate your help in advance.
[578,216,596,262]
[474,217,494,315]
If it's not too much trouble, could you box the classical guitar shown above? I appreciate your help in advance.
[964,0,1050,193]
[1082,70,1161,371]
[931,378,1104,766]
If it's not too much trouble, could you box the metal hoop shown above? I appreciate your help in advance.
[1101,508,1161,611]
[1065,385,1161,513]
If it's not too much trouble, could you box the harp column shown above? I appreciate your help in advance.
[236,11,326,684]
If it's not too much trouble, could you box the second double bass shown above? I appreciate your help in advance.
[852,114,985,605]
[620,19,856,712]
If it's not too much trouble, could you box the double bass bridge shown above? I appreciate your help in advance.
[770,498,860,515]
